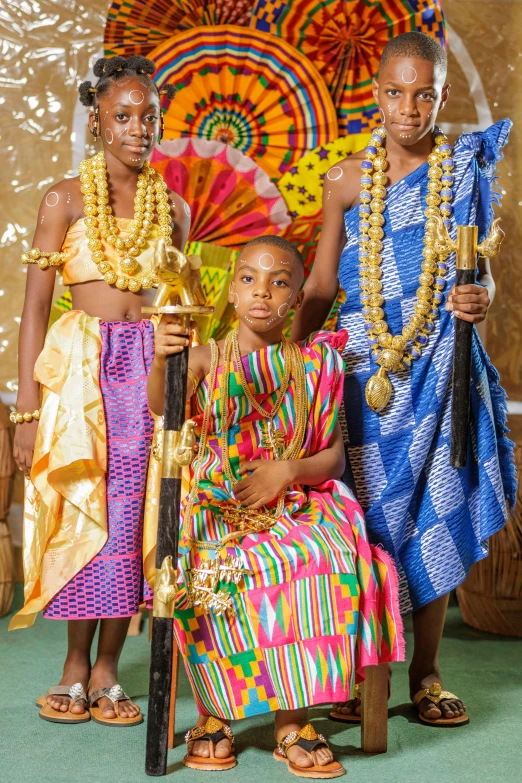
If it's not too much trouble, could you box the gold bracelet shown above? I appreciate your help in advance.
[10,409,41,424]
[21,247,66,269]
[187,368,200,397]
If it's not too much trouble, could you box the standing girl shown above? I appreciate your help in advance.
[10,55,190,726]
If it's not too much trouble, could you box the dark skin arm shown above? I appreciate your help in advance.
[234,421,345,509]
[14,181,73,476]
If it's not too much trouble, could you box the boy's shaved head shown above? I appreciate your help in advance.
[240,235,304,273]
[380,32,447,78]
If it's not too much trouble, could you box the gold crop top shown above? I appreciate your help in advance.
[60,217,162,286]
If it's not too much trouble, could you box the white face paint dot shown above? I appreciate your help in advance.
[128,90,145,105]
[45,191,59,207]
[105,128,113,144]
[258,253,274,270]
[277,303,289,318]
[327,166,343,181]
[183,202,191,217]
[401,67,417,84]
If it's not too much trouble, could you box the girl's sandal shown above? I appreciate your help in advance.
[183,716,237,771]
[88,685,143,726]
[37,683,90,724]
[329,684,361,723]
[412,683,469,727]
[274,723,345,779]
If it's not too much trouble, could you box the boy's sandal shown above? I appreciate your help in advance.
[329,684,361,723]
[273,723,345,779]
[37,683,90,724]
[88,685,143,726]
[412,683,469,727]
[183,716,237,770]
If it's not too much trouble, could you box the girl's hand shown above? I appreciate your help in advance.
[13,419,39,477]
[154,314,190,367]
[234,460,294,509]
[445,284,490,324]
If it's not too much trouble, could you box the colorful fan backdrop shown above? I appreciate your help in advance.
[251,0,446,133]
[149,25,338,180]
[278,133,370,218]
[104,0,256,56]
[152,138,290,247]
[185,240,239,341]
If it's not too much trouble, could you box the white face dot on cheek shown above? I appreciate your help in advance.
[45,191,59,207]
[258,253,274,270]
[128,89,145,105]
[105,128,113,144]
[327,166,343,181]
[401,67,417,84]
[278,303,289,317]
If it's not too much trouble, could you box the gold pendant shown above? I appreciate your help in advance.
[260,420,286,459]
[365,367,393,412]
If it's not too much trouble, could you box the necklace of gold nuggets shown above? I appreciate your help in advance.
[359,127,455,412]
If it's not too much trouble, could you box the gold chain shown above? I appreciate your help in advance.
[231,328,291,420]
[77,151,173,292]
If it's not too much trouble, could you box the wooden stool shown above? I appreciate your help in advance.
[167,646,388,753]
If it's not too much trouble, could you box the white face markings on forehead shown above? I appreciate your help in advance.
[401,67,418,84]
[128,89,145,105]
[105,128,113,144]
[45,191,59,207]
[258,253,274,270]
[277,303,289,318]
[327,166,343,181]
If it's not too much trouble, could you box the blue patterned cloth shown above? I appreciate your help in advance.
[338,120,516,615]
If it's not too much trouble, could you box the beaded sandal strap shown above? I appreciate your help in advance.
[89,684,129,706]
[185,716,235,749]
[47,682,87,706]
[412,683,460,706]
[278,723,328,758]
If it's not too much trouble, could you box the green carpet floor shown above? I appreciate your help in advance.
[1,588,520,783]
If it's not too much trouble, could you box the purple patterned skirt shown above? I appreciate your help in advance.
[44,320,155,620]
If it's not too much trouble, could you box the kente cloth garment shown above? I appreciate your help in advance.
[174,332,404,721]
[10,311,156,629]
[338,120,517,616]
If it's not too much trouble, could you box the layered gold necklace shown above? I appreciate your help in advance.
[359,127,455,412]
[78,150,172,292]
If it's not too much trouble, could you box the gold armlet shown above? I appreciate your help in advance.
[21,248,66,269]
[10,409,41,424]
[187,368,200,397]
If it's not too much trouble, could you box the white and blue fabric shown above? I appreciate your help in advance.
[338,120,516,615]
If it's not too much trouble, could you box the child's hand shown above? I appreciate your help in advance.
[445,284,490,323]
[234,460,294,509]
[154,314,190,367]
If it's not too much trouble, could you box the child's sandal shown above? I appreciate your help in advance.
[37,683,90,724]
[274,723,345,778]
[329,684,362,723]
[88,684,143,726]
[183,716,237,770]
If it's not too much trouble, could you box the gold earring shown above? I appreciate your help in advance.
[92,106,100,141]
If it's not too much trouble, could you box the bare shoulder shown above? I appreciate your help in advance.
[324,155,361,213]
[167,188,191,249]
[38,177,83,223]
[190,343,212,379]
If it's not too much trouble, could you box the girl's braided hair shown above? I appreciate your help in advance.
[78,55,175,107]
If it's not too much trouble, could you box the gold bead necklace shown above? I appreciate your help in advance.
[78,150,173,292]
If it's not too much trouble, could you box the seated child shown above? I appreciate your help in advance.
[148,235,404,777]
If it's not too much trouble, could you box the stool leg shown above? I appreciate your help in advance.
[167,640,180,750]
[361,663,388,753]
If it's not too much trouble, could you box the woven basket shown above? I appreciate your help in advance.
[457,443,522,637]
[0,403,15,617]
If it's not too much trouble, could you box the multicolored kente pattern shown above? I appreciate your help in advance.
[338,121,517,615]
[175,331,404,720]
[44,321,155,619]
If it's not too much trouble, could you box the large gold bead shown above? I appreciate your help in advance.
[368,240,383,253]
[23,412,33,422]
[419,272,434,286]
[92,250,105,264]
[402,324,417,340]
[98,261,110,274]
[128,279,141,293]
[392,335,407,351]
[410,314,425,329]
[32,409,40,420]
[15,413,25,424]
[367,293,384,307]
[21,253,29,264]
[378,348,403,372]
[87,239,102,252]
[115,276,128,290]
[370,198,385,213]
[104,270,117,285]
[427,166,443,179]
[115,238,126,252]
[417,285,433,300]
[369,213,385,226]
[421,259,437,273]
[373,157,387,171]
[422,247,437,261]
[367,266,383,279]
[120,257,138,274]
[369,226,384,241]
[373,320,388,334]
[366,279,383,293]
[49,252,62,265]
[377,333,392,347]
[140,276,153,289]
[84,204,98,216]
[371,185,387,200]
[367,252,382,264]
[424,206,440,219]
[428,152,441,166]
[426,194,441,207]
[367,307,384,322]
[415,301,431,316]
[38,258,49,269]
[428,180,442,193]
[30,248,41,259]
[128,247,140,257]
[365,368,392,412]
[372,171,387,186]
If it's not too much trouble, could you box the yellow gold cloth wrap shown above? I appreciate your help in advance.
[61,217,161,286]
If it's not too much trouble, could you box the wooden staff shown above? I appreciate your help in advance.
[444,219,505,468]
[142,241,213,777]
